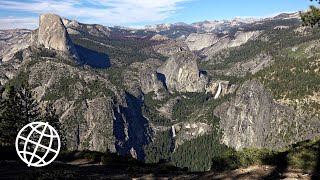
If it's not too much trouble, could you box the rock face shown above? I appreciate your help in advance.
[173,122,212,146]
[191,18,257,33]
[214,80,320,150]
[213,53,274,77]
[158,97,181,119]
[0,30,31,62]
[150,34,170,41]
[206,81,238,97]
[201,31,261,59]
[185,33,219,51]
[153,40,189,57]
[229,31,261,47]
[123,59,166,99]
[158,51,207,92]
[37,14,78,59]
[24,53,153,160]
[62,18,111,38]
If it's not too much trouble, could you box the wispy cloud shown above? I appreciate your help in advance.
[0,0,192,29]
[0,16,38,29]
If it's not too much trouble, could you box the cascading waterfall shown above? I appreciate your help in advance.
[214,82,222,99]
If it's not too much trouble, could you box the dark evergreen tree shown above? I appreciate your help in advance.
[0,85,20,146]
[301,5,320,27]
[18,83,41,124]
[42,103,67,150]
[0,82,41,146]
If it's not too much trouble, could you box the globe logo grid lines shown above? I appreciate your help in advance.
[15,122,61,167]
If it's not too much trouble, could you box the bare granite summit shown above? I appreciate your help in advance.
[37,13,78,59]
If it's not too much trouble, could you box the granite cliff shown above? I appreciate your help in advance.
[214,80,320,150]
[0,12,319,172]
[157,51,207,92]
[36,14,79,59]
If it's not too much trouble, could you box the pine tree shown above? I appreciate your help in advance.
[300,5,320,27]
[18,83,41,126]
[0,82,42,146]
[42,103,67,150]
[0,85,19,146]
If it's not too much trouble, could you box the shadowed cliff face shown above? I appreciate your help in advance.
[75,45,111,69]
[113,93,153,160]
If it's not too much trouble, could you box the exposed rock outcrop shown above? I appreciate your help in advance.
[0,29,31,62]
[173,122,212,146]
[191,18,257,33]
[36,14,78,59]
[150,34,170,41]
[157,51,207,92]
[152,40,189,57]
[214,80,320,150]
[62,18,111,38]
[201,31,261,59]
[157,97,181,119]
[212,53,274,77]
[185,33,219,51]
[123,59,166,99]
[25,52,153,159]
[206,81,238,98]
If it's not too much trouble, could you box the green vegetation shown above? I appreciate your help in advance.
[100,67,126,89]
[44,76,79,101]
[246,38,320,115]
[85,79,114,99]
[173,93,234,123]
[142,92,172,126]
[300,4,320,27]
[0,81,67,149]
[172,92,211,121]
[200,22,320,115]
[144,130,173,164]
[287,139,320,171]
[71,34,166,67]
[143,112,229,171]
[141,90,235,172]
[203,26,320,71]
[171,116,227,172]
[44,74,114,102]
[211,138,320,173]
[211,148,282,171]
[0,83,41,146]
[251,53,320,100]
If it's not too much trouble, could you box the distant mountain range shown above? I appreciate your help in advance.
[1,10,319,174]
[144,17,258,33]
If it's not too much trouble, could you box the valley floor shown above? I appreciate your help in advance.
[0,160,318,180]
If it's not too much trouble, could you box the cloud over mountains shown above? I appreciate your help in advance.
[0,0,191,29]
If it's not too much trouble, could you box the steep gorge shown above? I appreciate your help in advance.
[0,12,319,172]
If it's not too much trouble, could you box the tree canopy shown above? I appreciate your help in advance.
[0,82,66,148]
[300,0,320,27]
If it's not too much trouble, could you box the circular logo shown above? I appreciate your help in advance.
[15,122,61,167]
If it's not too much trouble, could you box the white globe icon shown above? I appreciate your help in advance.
[15,122,61,167]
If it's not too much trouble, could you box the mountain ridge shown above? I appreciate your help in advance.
[0,11,319,173]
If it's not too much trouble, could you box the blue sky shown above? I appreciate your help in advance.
[0,0,317,29]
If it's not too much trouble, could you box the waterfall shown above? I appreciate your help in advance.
[214,82,222,99]
[171,126,176,138]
